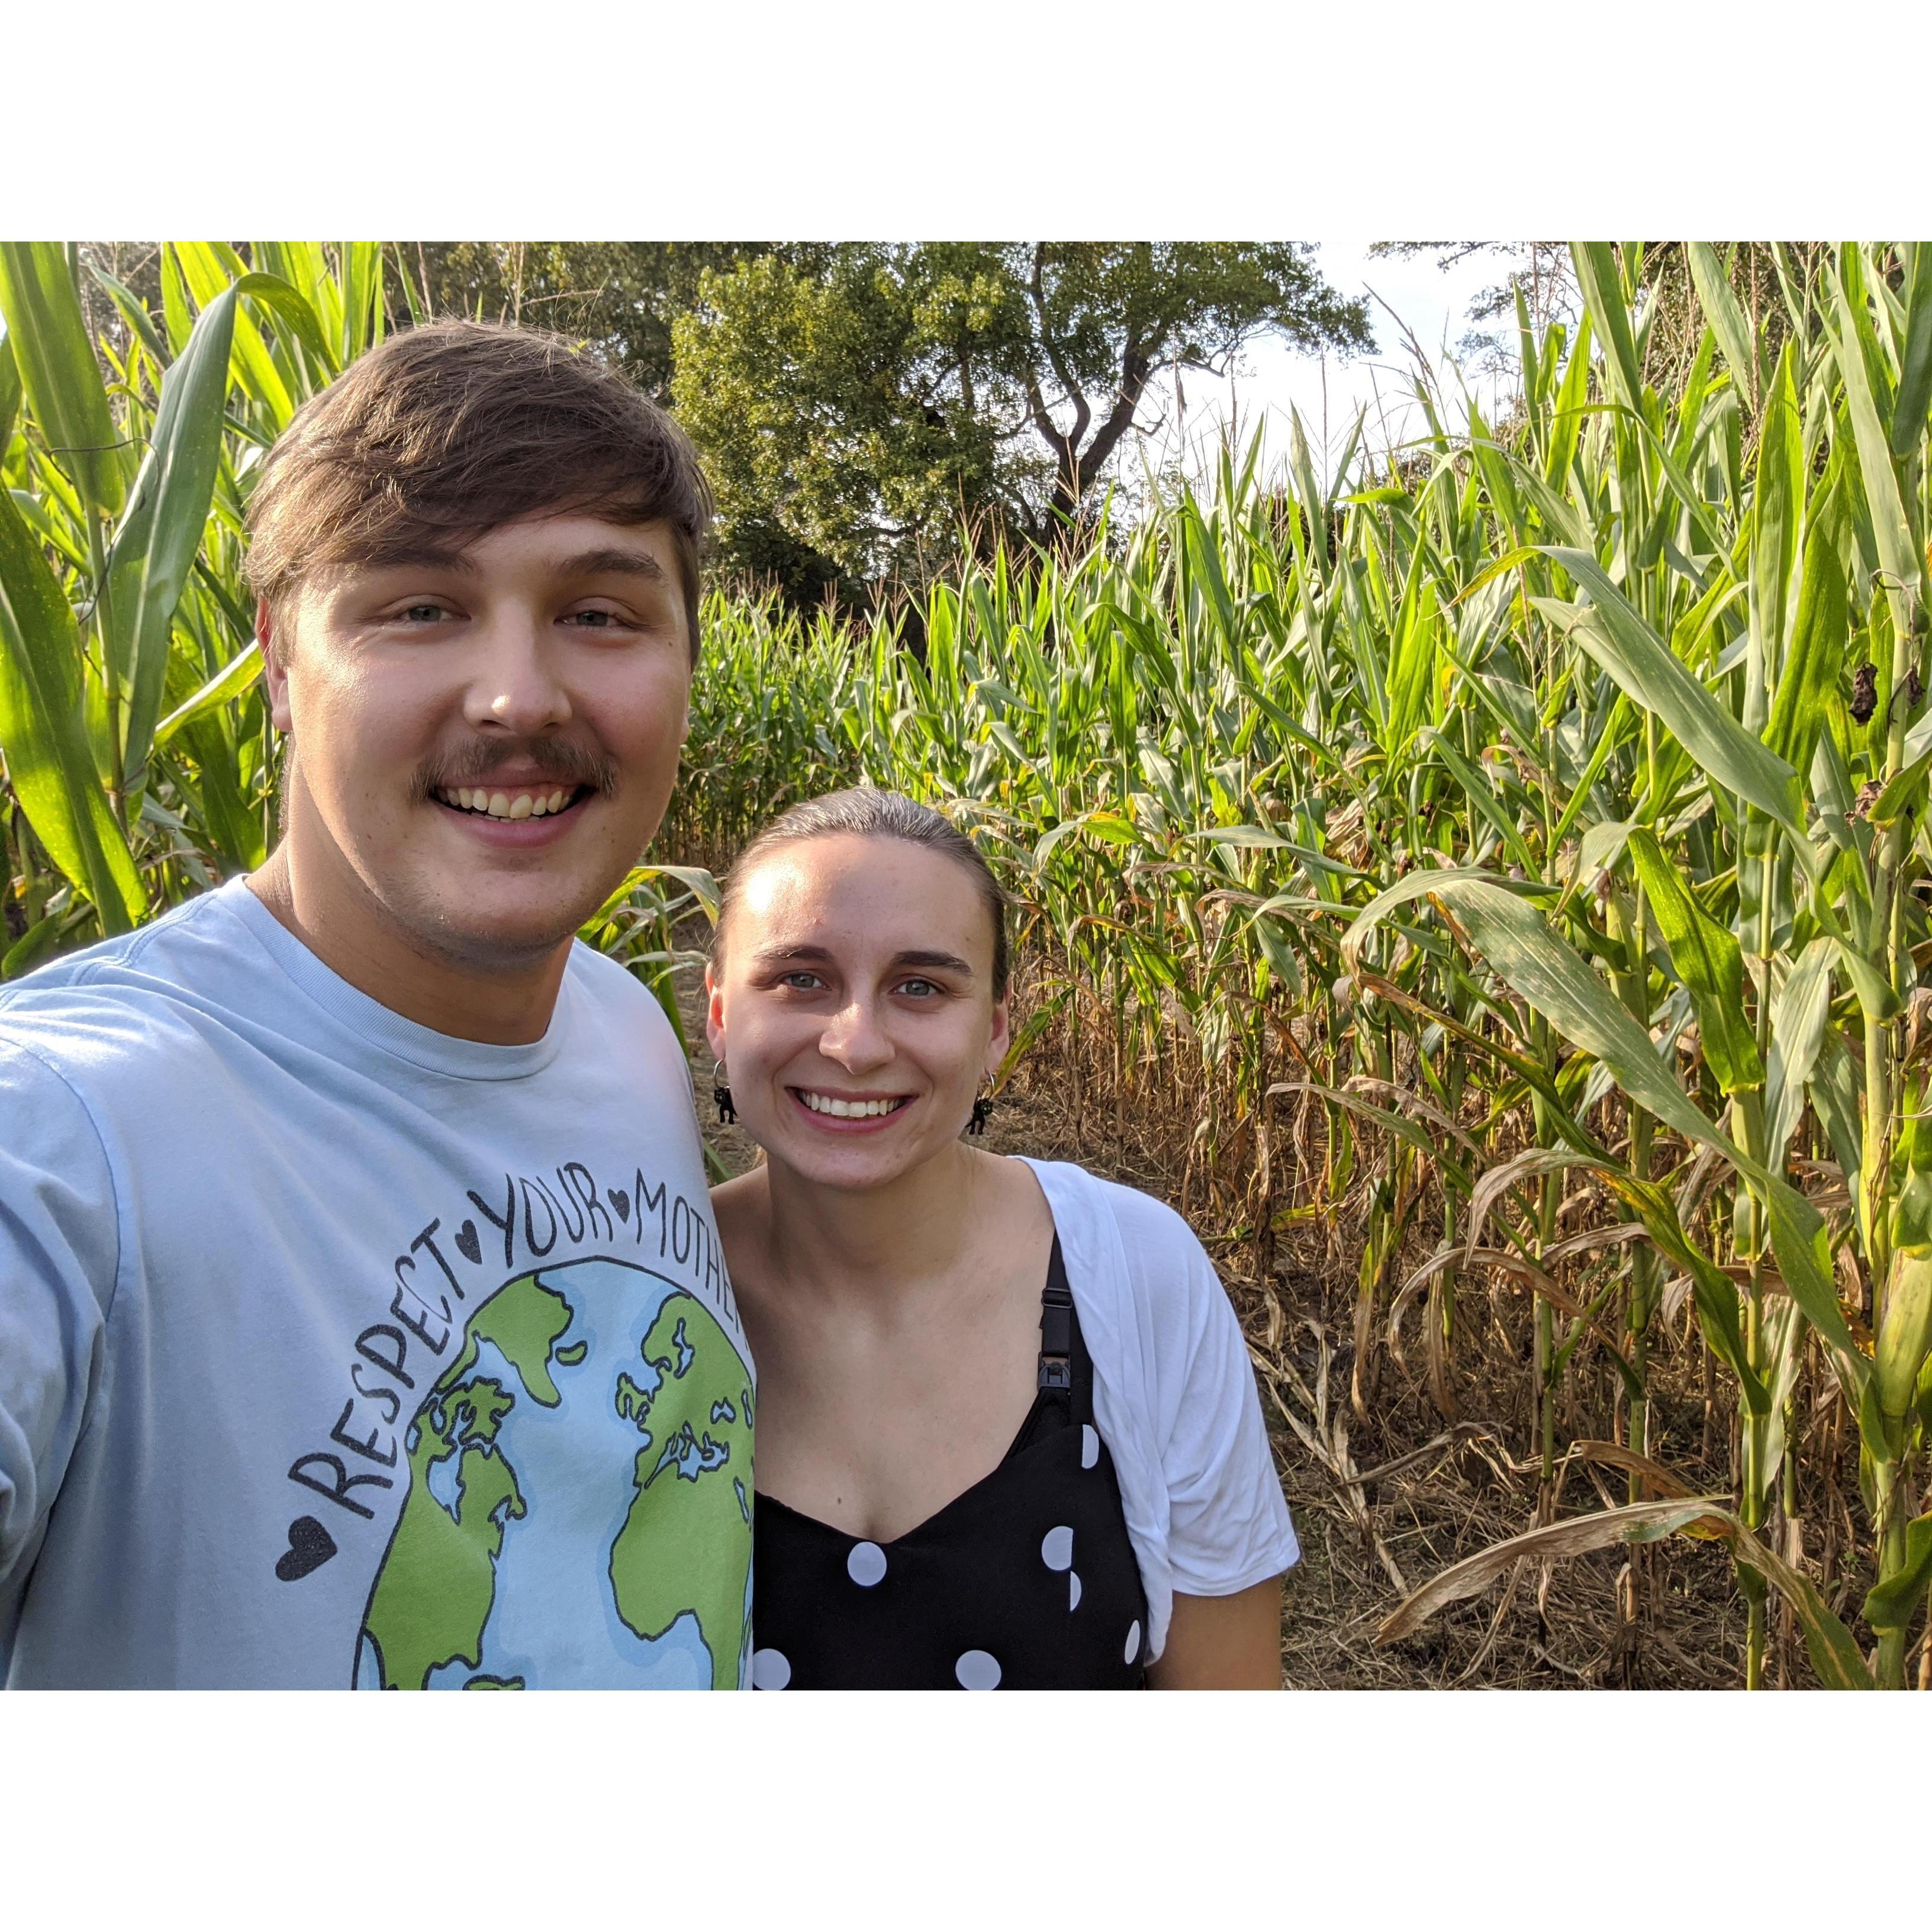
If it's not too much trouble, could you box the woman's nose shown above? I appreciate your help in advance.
[819,999,891,1070]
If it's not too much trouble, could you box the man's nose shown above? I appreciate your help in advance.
[463,609,572,735]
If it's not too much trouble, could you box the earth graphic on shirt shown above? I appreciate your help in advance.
[353,1257,753,1689]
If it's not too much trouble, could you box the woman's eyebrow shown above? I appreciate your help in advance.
[745,943,974,977]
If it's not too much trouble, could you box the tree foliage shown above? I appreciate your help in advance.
[671,242,1373,588]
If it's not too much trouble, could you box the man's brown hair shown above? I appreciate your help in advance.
[245,320,714,661]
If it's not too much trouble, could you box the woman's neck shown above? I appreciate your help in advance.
[756,1140,997,1309]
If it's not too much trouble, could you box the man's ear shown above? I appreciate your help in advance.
[257,598,294,735]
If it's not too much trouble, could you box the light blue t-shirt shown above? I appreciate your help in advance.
[0,879,754,1688]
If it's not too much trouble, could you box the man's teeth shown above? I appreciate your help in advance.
[801,1092,906,1119]
[441,787,572,819]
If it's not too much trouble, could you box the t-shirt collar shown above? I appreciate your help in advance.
[217,876,573,1081]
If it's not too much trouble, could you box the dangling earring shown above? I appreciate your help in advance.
[968,1076,994,1136]
[713,1060,736,1124]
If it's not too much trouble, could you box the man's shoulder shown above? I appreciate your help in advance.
[0,889,255,1092]
[2,887,242,1006]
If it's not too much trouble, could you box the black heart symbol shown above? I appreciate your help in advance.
[608,1189,630,1223]
[276,1514,337,1582]
[455,1220,482,1265]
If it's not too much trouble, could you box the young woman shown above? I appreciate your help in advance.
[706,788,1297,1689]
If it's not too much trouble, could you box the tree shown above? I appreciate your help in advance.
[401,242,767,398]
[672,243,1373,587]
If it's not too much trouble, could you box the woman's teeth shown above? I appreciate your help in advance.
[439,787,572,819]
[800,1092,906,1118]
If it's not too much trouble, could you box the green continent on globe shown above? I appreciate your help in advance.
[360,1272,576,1690]
[607,1292,755,1688]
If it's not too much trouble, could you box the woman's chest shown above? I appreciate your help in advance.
[751,1326,1039,1543]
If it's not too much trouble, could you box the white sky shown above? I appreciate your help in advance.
[1130,241,1528,492]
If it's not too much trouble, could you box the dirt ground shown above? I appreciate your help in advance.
[672,957,1819,1690]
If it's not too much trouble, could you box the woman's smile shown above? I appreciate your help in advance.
[791,1087,916,1125]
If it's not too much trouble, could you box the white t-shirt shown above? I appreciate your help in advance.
[0,878,754,1689]
[1018,1158,1299,1659]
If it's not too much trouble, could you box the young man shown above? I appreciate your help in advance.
[0,322,753,1688]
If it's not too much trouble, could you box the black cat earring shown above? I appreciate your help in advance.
[713,1061,736,1124]
[968,1077,994,1136]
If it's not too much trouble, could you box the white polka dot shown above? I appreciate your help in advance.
[1123,1619,1141,1666]
[1081,1424,1099,1470]
[955,1649,1002,1690]
[1068,1572,1082,1611]
[846,1540,887,1587]
[1040,1524,1074,1572]
[751,1647,791,1690]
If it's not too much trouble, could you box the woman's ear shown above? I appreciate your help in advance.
[704,961,726,1064]
[986,994,1011,1076]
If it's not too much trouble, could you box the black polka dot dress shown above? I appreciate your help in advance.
[751,1238,1149,1689]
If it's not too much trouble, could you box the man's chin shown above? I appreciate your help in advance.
[388,884,608,973]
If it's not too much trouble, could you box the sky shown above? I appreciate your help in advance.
[1131,241,1532,493]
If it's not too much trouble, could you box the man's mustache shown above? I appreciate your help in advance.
[413,738,620,801]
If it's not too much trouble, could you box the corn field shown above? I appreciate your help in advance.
[5,242,1932,1688]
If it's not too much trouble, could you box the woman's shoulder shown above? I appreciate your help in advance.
[1018,1158,1221,1315]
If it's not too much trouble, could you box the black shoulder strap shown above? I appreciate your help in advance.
[1039,1235,1073,1393]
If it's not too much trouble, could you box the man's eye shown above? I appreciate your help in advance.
[779,971,824,991]
[398,603,452,623]
[564,608,630,629]
[897,978,939,998]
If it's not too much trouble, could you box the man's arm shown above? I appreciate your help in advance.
[0,1042,118,1609]
[1146,1577,1283,1688]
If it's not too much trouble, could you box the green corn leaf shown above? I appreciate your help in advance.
[1891,241,1932,458]
[1722,1515,1875,1688]
[1749,343,1803,702]
[1571,243,1644,416]
[152,641,261,749]
[1347,868,1855,1367]
[1686,243,1763,400]
[0,488,146,930]
[1875,1248,1932,1427]
[1764,473,1849,782]
[1625,827,1764,1094]
[0,323,21,452]
[1766,938,1834,1155]
[102,284,239,790]
[1533,546,1804,838]
[0,243,128,517]
[1829,255,1922,616]
[1863,1511,1932,1635]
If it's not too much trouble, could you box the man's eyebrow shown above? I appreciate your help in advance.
[360,544,478,575]
[890,949,974,977]
[557,546,667,582]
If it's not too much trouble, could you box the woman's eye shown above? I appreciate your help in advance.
[564,607,630,629]
[897,978,940,998]
[398,603,452,623]
[779,971,824,991]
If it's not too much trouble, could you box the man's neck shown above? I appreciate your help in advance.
[247,843,571,1047]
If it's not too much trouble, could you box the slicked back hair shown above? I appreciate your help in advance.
[245,320,714,661]
[717,788,1011,998]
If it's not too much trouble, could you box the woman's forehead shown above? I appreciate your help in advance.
[737,837,988,946]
